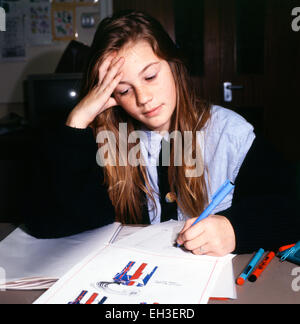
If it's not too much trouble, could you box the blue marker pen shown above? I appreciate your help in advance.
[177,180,235,247]
[237,248,265,285]
[191,180,234,226]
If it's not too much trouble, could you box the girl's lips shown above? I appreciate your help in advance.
[143,105,162,117]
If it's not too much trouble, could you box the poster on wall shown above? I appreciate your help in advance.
[0,0,26,61]
[26,1,52,45]
[51,3,76,41]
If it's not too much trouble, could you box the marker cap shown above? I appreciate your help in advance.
[236,277,245,286]
[248,274,257,282]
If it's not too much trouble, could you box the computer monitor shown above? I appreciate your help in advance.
[24,73,83,127]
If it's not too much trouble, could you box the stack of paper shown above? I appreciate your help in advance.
[0,223,122,290]
[34,221,236,304]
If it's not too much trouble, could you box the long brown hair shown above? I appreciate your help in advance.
[80,10,211,224]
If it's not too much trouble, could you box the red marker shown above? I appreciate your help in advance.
[248,251,275,282]
[278,244,296,253]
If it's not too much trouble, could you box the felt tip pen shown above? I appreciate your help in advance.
[278,243,296,253]
[236,248,265,285]
[248,251,275,283]
[176,180,235,247]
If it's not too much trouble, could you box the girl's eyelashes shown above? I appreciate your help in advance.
[145,74,157,81]
[118,89,129,96]
[117,72,158,96]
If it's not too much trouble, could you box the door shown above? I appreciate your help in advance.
[218,0,265,131]
[175,0,300,160]
[175,0,266,131]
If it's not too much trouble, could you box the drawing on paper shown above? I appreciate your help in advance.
[95,260,158,296]
[68,290,108,304]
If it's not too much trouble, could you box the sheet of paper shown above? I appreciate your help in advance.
[34,244,229,304]
[114,220,184,255]
[210,261,237,299]
[114,220,237,299]
[0,222,121,288]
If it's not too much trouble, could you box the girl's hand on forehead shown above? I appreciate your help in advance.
[66,54,124,129]
[98,53,122,90]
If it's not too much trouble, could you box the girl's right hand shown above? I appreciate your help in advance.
[66,53,124,129]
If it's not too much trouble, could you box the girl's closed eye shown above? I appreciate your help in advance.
[118,88,130,96]
[145,74,157,81]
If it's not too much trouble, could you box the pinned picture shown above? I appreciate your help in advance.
[52,4,76,41]
[27,2,52,45]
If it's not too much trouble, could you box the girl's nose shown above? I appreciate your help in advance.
[136,86,153,106]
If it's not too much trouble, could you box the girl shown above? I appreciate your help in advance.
[24,10,299,256]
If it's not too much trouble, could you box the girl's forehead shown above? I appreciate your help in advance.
[113,41,163,83]
[116,40,159,63]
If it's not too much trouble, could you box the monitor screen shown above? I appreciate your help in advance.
[24,73,83,127]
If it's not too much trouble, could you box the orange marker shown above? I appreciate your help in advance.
[248,251,275,282]
[278,244,296,253]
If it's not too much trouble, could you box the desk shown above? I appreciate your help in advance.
[0,223,299,304]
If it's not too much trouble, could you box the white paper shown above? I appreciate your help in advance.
[34,221,235,304]
[0,222,121,289]
[34,244,230,304]
[113,220,237,300]
[210,261,237,299]
[114,220,185,255]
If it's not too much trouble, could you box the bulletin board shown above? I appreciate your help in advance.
[0,0,100,61]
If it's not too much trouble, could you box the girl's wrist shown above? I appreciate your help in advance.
[66,112,90,129]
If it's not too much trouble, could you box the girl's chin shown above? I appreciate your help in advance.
[145,123,170,133]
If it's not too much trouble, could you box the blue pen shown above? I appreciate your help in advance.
[177,179,235,247]
[236,248,265,285]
